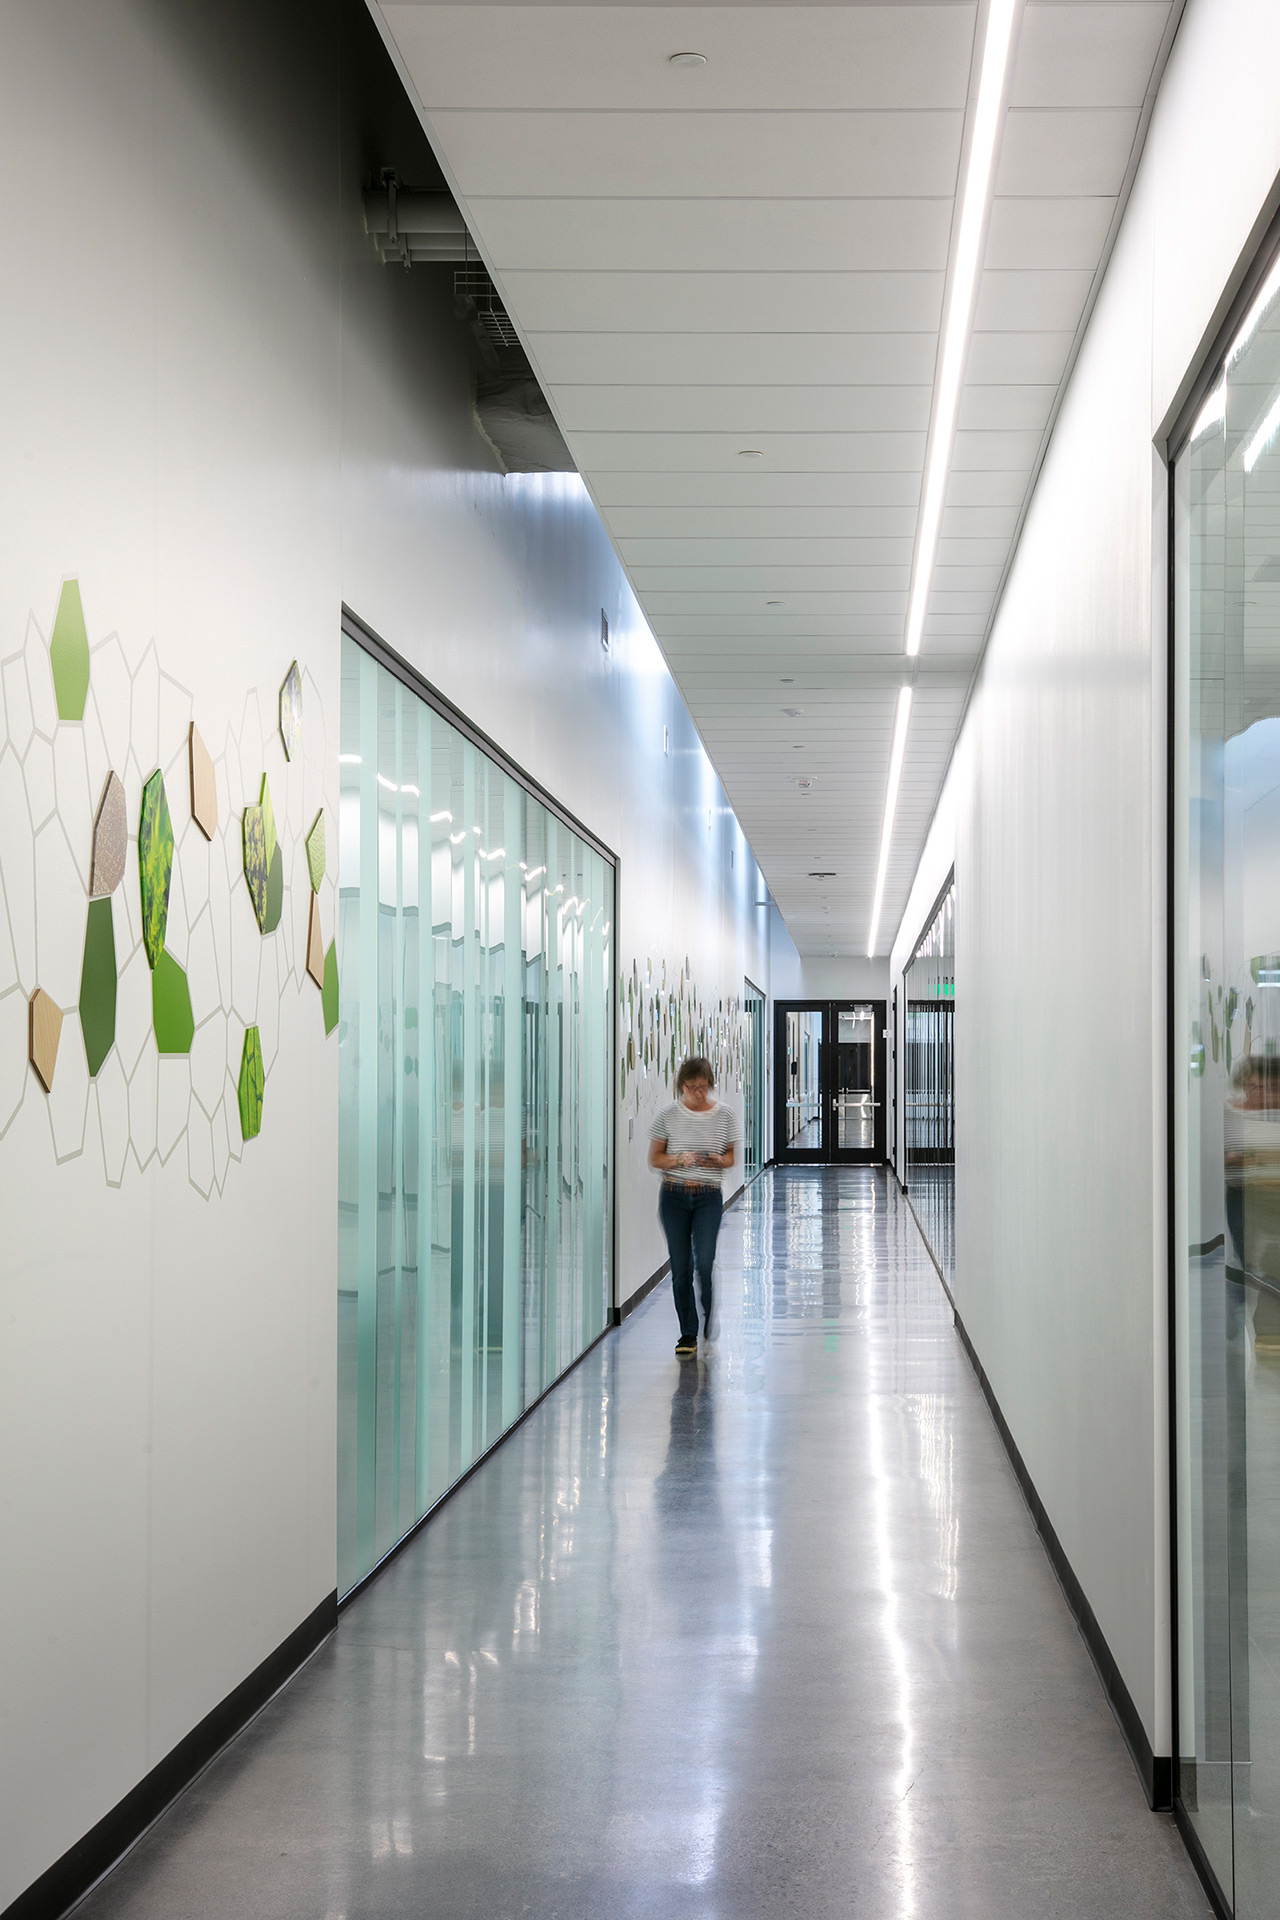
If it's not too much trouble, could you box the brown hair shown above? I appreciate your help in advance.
[676,1055,715,1093]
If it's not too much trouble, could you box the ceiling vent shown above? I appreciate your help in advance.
[454,269,523,349]
[808,871,836,879]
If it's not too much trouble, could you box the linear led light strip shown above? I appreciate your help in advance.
[866,0,1017,959]
[866,687,913,958]
[903,0,1019,660]
[1191,255,1280,448]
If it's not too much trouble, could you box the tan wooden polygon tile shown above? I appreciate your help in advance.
[29,988,63,1091]
[306,892,325,989]
[189,722,218,840]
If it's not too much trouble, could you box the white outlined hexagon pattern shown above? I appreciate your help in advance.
[0,582,333,1196]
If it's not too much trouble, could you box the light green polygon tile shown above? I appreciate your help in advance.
[242,804,268,931]
[322,940,338,1037]
[138,770,173,969]
[79,897,116,1077]
[238,1024,264,1139]
[263,842,283,934]
[260,773,277,869]
[152,947,194,1054]
[305,809,325,892]
[279,661,302,762]
[50,578,90,721]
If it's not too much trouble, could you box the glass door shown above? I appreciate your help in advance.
[774,1002,886,1163]
[743,980,766,1179]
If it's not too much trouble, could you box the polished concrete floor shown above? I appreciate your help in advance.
[79,1169,1209,1919]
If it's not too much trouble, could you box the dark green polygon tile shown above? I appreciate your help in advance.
[50,578,90,721]
[152,948,194,1054]
[279,661,302,762]
[263,841,283,934]
[238,1024,264,1139]
[260,774,277,869]
[322,939,338,1036]
[138,770,173,969]
[243,804,268,931]
[305,809,325,892]
[79,897,116,1077]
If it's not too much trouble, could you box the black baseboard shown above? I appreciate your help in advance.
[619,1258,670,1319]
[4,1591,337,1920]
[950,1312,1171,1810]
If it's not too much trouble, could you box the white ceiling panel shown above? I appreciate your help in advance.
[617,537,919,566]
[471,197,955,274]
[429,109,965,199]
[603,505,923,539]
[964,329,1076,382]
[389,5,977,113]
[529,333,942,386]
[500,270,945,334]
[570,431,927,471]
[995,108,1141,196]
[375,0,1177,953]
[972,268,1096,331]
[984,194,1116,270]
[1010,3,1171,109]
[589,472,925,507]
[956,383,1058,429]
[552,386,933,434]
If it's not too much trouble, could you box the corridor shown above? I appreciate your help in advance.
[73,1170,1205,1920]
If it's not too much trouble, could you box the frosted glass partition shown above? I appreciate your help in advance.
[1174,252,1280,1914]
[904,879,955,1281]
[337,631,614,1595]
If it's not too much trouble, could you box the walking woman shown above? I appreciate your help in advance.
[649,1056,741,1357]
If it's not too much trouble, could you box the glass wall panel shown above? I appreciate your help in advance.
[785,1009,823,1147]
[1176,256,1280,1913]
[904,880,955,1281]
[337,634,614,1595]
[743,981,765,1179]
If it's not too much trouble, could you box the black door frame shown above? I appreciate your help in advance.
[773,999,887,1165]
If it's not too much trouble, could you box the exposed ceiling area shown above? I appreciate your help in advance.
[371,0,1179,955]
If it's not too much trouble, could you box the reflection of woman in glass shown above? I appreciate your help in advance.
[1224,1054,1280,1279]
[649,1056,740,1358]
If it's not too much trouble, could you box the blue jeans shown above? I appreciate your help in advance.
[659,1183,723,1341]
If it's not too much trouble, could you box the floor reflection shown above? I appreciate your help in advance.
[77,1168,1208,1920]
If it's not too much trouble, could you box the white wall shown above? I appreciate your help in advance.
[0,0,786,1904]
[889,0,1280,1763]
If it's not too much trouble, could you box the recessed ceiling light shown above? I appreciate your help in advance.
[783,707,802,716]
[780,677,794,684]
[766,599,784,606]
[669,50,707,66]
[738,448,764,458]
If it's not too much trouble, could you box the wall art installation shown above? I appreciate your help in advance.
[0,575,335,1193]
[618,953,744,1115]
[279,661,302,763]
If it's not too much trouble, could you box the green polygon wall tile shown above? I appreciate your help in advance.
[243,804,268,931]
[50,578,90,721]
[79,897,116,1077]
[279,662,303,762]
[264,842,283,934]
[260,774,277,869]
[239,1025,264,1139]
[152,948,194,1054]
[138,771,173,969]
[322,939,338,1037]
[305,809,325,892]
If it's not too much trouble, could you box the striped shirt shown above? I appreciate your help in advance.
[650,1099,740,1188]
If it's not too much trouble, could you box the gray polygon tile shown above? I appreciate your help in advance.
[24,614,58,738]
[33,818,84,1007]
[187,1107,215,1197]
[54,728,94,888]
[130,642,160,778]
[46,1012,89,1161]
[156,1056,189,1163]
[92,634,132,771]
[128,1040,158,1169]
[190,1006,227,1114]
[114,943,153,1077]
